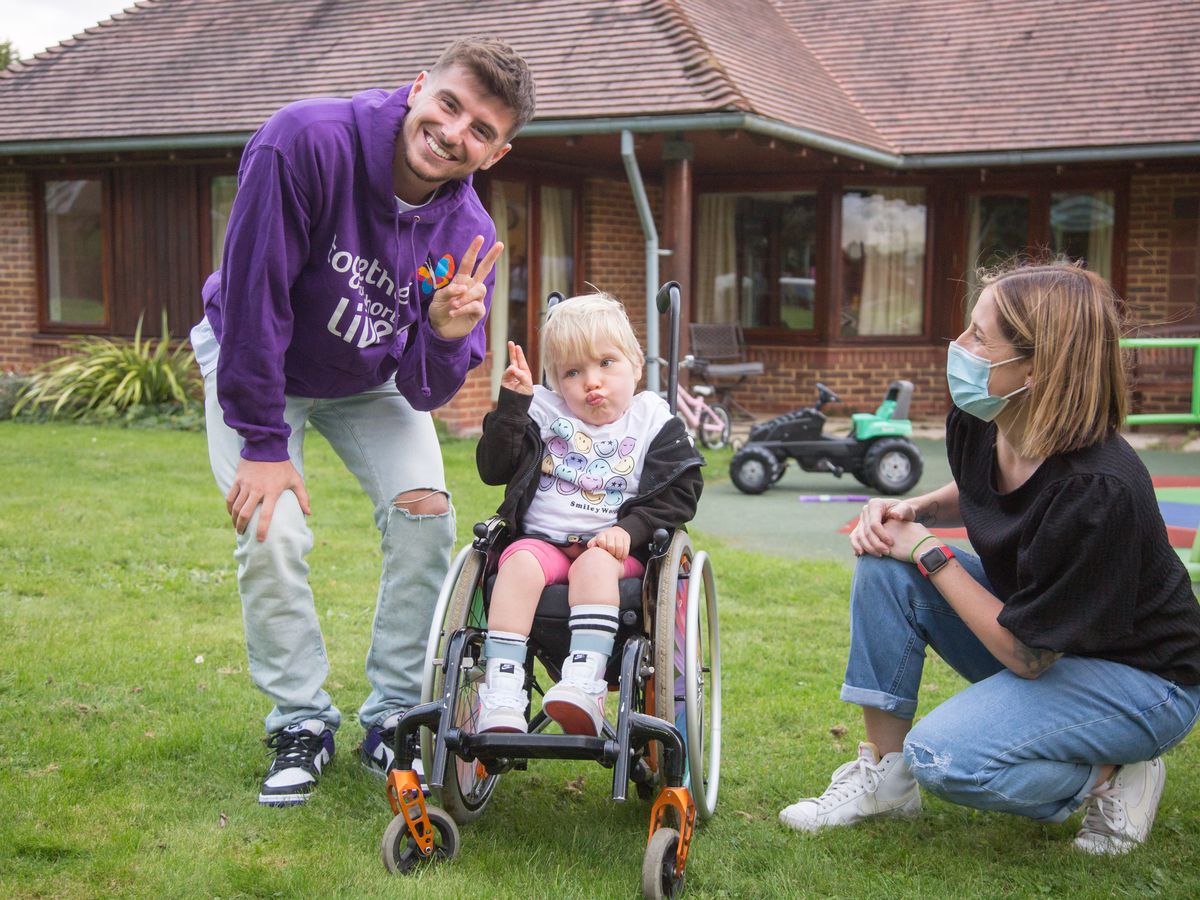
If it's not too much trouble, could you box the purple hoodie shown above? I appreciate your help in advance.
[199,84,495,462]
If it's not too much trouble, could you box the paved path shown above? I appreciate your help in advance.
[692,437,1199,563]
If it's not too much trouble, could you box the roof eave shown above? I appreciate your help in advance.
[2,115,1197,167]
[0,132,254,156]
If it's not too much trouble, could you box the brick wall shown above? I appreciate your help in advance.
[0,171,38,373]
[741,344,947,420]
[1125,171,1200,416]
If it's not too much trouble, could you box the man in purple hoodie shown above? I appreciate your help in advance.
[190,37,536,806]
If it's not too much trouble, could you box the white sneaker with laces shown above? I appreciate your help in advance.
[779,741,921,832]
[477,662,529,733]
[1073,758,1166,855]
[542,653,607,736]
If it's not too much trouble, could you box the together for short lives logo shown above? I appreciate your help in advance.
[325,235,461,348]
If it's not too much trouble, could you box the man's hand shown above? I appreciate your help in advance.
[428,235,504,341]
[502,341,534,395]
[226,458,311,542]
[588,526,632,561]
[849,497,920,557]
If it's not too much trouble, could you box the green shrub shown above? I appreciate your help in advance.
[0,371,30,419]
[12,313,199,420]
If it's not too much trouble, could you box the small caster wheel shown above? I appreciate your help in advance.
[380,804,460,874]
[642,827,685,899]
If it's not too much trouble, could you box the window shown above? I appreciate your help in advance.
[210,175,238,271]
[43,178,105,326]
[1050,190,1114,279]
[840,187,927,337]
[486,178,577,392]
[695,192,817,334]
[964,188,1116,315]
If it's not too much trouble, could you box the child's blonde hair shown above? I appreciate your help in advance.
[540,292,644,392]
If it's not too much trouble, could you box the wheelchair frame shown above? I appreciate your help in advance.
[378,284,722,899]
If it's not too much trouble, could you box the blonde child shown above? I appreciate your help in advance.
[474,293,703,734]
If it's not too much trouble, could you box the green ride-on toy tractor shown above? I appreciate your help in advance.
[729,380,923,495]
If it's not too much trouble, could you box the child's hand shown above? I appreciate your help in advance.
[502,341,534,395]
[588,525,631,561]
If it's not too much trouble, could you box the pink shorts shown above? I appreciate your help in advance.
[499,538,645,584]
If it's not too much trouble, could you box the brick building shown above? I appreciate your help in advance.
[1,0,1197,432]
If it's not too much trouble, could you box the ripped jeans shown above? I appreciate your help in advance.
[841,553,1200,822]
[203,371,454,734]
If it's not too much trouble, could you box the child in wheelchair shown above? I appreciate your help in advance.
[475,292,704,736]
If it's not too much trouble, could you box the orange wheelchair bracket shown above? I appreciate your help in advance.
[386,769,435,858]
[648,785,696,877]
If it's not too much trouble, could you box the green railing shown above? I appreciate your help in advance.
[1120,337,1200,425]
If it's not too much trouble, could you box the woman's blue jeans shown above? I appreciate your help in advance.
[842,552,1200,822]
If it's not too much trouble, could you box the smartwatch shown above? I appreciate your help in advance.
[917,543,956,578]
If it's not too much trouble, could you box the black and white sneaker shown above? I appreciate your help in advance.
[359,712,426,791]
[258,719,335,807]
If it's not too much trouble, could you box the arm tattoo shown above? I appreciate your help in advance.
[1013,639,1062,678]
[917,501,939,527]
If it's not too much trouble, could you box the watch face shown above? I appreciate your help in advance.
[920,546,949,572]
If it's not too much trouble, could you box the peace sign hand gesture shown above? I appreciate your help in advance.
[502,341,534,395]
[428,235,504,341]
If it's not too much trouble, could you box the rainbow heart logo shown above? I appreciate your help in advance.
[418,254,457,295]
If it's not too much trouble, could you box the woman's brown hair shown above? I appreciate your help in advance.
[981,261,1127,458]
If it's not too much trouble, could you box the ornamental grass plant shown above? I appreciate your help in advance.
[12,312,199,421]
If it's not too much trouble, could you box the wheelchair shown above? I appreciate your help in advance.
[377,284,723,899]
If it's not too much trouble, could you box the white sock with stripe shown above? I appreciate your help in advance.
[565,604,620,682]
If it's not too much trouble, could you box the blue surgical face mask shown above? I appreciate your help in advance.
[946,342,1028,422]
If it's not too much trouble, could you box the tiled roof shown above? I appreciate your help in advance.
[0,0,755,143]
[0,0,1197,155]
[778,0,1200,153]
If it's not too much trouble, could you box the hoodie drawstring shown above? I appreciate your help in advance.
[394,211,432,399]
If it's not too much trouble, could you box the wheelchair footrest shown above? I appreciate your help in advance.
[455,730,619,765]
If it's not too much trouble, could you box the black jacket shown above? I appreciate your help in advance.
[476,387,705,561]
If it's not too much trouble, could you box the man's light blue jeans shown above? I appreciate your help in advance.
[842,552,1200,822]
[204,371,454,735]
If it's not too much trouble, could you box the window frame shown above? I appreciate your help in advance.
[833,182,934,345]
[35,170,113,335]
[952,170,1130,327]
[477,167,583,374]
[197,164,240,278]
[694,173,939,346]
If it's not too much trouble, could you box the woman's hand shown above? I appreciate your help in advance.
[502,341,534,395]
[849,497,920,557]
[879,519,935,564]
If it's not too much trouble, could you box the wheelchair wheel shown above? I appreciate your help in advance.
[641,827,684,899]
[380,804,459,874]
[684,550,721,819]
[420,544,499,824]
[651,532,721,819]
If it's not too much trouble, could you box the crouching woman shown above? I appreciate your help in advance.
[780,261,1200,854]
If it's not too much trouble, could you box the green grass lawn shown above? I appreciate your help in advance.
[1,421,1197,899]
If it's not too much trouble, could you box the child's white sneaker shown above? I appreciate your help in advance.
[779,742,921,832]
[543,653,607,736]
[477,662,528,734]
[1073,758,1166,855]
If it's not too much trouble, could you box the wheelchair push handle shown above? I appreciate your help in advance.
[655,282,681,417]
